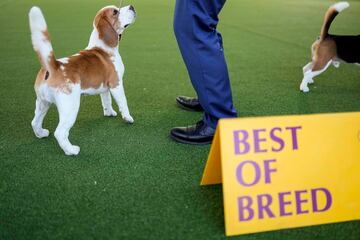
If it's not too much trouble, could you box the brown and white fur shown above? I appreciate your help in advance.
[300,1,359,92]
[29,5,136,155]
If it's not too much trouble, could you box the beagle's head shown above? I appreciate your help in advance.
[94,5,136,48]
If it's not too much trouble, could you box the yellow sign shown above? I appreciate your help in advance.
[201,112,360,236]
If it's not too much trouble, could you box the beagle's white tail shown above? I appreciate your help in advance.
[29,6,58,72]
[320,1,350,40]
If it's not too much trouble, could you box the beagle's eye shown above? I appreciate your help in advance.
[113,9,119,15]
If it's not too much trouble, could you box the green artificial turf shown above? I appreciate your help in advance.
[0,0,359,239]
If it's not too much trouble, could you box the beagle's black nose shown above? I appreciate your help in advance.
[129,5,135,12]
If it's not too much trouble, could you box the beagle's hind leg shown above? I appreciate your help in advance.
[303,62,313,74]
[302,62,314,84]
[31,98,51,138]
[54,88,81,156]
[300,60,332,92]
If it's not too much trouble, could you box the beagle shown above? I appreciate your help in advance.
[29,5,136,155]
[299,1,360,93]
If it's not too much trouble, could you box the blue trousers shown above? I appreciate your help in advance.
[173,0,237,129]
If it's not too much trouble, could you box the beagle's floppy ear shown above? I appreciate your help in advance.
[95,12,118,48]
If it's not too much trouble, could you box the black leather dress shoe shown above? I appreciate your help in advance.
[170,120,215,145]
[176,96,203,112]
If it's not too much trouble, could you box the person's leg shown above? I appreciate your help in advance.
[173,0,237,129]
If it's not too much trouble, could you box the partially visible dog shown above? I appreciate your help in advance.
[300,1,359,93]
[29,5,136,155]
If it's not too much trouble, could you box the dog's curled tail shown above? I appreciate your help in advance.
[29,7,58,72]
[320,1,350,40]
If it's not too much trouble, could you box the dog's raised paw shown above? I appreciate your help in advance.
[64,145,80,156]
